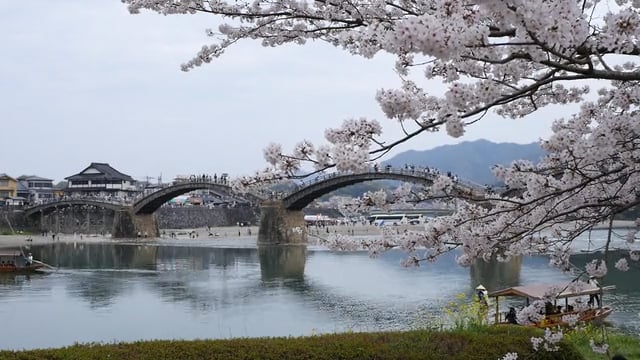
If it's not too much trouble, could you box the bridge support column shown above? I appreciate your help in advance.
[55,207,60,233]
[102,209,108,235]
[258,200,307,245]
[112,210,159,239]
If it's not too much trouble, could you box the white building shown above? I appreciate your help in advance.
[16,175,55,204]
[65,162,137,199]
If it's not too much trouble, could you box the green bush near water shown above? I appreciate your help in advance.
[0,229,15,235]
[0,327,584,360]
[0,228,35,236]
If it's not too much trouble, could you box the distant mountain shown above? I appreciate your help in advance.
[381,139,545,185]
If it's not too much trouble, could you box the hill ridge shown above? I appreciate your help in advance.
[381,139,544,185]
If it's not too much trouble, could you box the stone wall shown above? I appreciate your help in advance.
[34,207,115,235]
[0,208,30,234]
[155,206,260,229]
[3,206,261,235]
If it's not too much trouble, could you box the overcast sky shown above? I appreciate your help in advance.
[1,1,560,183]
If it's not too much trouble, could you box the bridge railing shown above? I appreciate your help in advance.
[267,166,487,200]
[131,179,231,202]
[132,179,262,204]
[30,196,131,206]
[22,196,131,211]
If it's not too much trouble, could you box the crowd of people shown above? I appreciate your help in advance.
[173,173,229,184]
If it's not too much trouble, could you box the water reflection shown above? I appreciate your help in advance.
[470,256,522,291]
[259,245,306,281]
[0,242,637,350]
[0,273,45,288]
[34,242,157,270]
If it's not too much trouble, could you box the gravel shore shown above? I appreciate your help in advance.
[0,224,385,249]
[0,220,635,250]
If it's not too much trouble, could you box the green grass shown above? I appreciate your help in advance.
[0,228,35,236]
[0,228,15,235]
[0,327,585,360]
[566,326,640,360]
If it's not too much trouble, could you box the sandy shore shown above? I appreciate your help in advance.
[0,220,635,250]
[0,224,387,249]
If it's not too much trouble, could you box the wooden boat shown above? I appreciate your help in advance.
[0,250,44,273]
[488,282,615,328]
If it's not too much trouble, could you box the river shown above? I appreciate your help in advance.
[0,229,638,350]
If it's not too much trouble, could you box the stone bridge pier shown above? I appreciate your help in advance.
[112,210,160,238]
[258,200,307,245]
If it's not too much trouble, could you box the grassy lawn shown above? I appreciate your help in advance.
[0,327,589,360]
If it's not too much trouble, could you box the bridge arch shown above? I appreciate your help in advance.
[258,168,487,244]
[24,199,126,218]
[281,168,483,211]
[133,181,264,215]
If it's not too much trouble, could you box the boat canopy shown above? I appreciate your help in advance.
[488,283,615,300]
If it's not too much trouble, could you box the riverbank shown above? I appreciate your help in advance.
[0,223,389,247]
[0,219,636,249]
[0,220,636,252]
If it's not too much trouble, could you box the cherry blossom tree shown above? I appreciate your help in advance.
[123,0,640,272]
[123,0,640,355]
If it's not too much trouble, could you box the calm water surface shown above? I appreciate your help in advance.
[0,230,639,350]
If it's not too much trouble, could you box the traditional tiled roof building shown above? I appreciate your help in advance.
[65,163,137,199]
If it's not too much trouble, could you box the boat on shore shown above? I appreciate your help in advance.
[488,282,615,328]
[0,250,44,273]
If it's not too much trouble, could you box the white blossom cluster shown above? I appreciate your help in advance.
[615,257,630,271]
[258,118,381,175]
[361,189,389,210]
[561,313,580,327]
[589,339,610,354]
[530,328,564,352]
[376,87,426,121]
[516,300,546,326]
[230,167,285,193]
[586,259,608,278]
[499,352,518,360]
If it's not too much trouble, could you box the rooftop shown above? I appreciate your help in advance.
[489,282,616,299]
[66,162,134,182]
[17,175,53,182]
[0,173,16,181]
